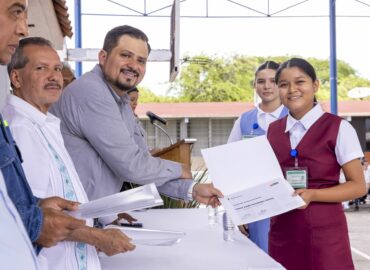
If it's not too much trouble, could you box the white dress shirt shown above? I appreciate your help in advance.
[284,104,363,166]
[3,95,101,270]
[228,104,284,143]
[0,172,39,270]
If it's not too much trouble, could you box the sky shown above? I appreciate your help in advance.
[65,0,370,96]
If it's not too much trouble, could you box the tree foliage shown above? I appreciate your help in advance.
[138,86,177,103]
[142,55,370,102]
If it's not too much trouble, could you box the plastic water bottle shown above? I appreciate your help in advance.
[208,206,218,225]
[222,212,235,241]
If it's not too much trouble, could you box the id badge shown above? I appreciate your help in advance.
[284,167,308,189]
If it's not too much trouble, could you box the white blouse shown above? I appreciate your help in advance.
[283,104,363,166]
[228,104,284,143]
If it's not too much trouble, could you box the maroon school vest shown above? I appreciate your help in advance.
[267,112,354,270]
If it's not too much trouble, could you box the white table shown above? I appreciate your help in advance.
[100,208,285,270]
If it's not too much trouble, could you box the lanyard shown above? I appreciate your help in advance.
[285,148,308,189]
[290,149,299,168]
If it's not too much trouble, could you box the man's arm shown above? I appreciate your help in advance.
[76,97,182,185]
[36,197,86,247]
[158,179,223,207]
[157,179,193,200]
[67,226,135,256]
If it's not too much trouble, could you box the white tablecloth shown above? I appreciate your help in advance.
[100,208,285,270]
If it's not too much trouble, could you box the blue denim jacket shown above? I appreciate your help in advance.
[0,114,43,252]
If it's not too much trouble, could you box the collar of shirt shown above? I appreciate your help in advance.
[285,103,324,133]
[257,104,284,119]
[93,64,130,106]
[109,84,130,105]
[6,95,59,127]
[121,92,130,105]
[257,104,285,131]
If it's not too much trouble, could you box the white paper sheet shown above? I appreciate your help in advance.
[221,177,304,225]
[70,183,163,219]
[105,225,186,246]
[201,136,305,225]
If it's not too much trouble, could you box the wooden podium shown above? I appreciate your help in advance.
[152,138,196,167]
[152,138,197,208]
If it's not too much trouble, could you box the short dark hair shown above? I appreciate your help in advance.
[7,37,53,75]
[275,57,317,84]
[255,60,280,77]
[103,25,151,54]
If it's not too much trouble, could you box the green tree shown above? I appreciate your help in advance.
[172,54,257,102]
[171,55,370,102]
[139,86,177,103]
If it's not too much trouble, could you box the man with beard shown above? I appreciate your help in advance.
[52,25,222,212]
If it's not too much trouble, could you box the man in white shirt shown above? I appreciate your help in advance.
[0,1,39,269]
[3,36,135,270]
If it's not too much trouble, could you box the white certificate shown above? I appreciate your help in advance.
[70,183,163,219]
[105,225,186,246]
[201,136,305,225]
[222,177,303,225]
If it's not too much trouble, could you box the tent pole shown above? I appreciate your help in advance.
[329,0,338,115]
[74,0,82,77]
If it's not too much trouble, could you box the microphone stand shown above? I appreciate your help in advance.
[153,122,174,145]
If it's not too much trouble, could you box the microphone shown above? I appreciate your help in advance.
[146,111,173,145]
[146,111,167,125]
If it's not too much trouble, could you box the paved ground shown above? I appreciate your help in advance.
[345,200,370,270]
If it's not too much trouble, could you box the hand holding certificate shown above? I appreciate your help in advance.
[202,136,305,225]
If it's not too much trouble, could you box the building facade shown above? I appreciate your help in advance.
[137,101,370,169]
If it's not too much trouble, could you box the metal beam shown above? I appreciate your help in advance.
[80,0,370,18]
[65,48,171,62]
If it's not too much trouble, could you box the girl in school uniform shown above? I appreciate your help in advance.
[267,58,367,270]
[228,60,288,252]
